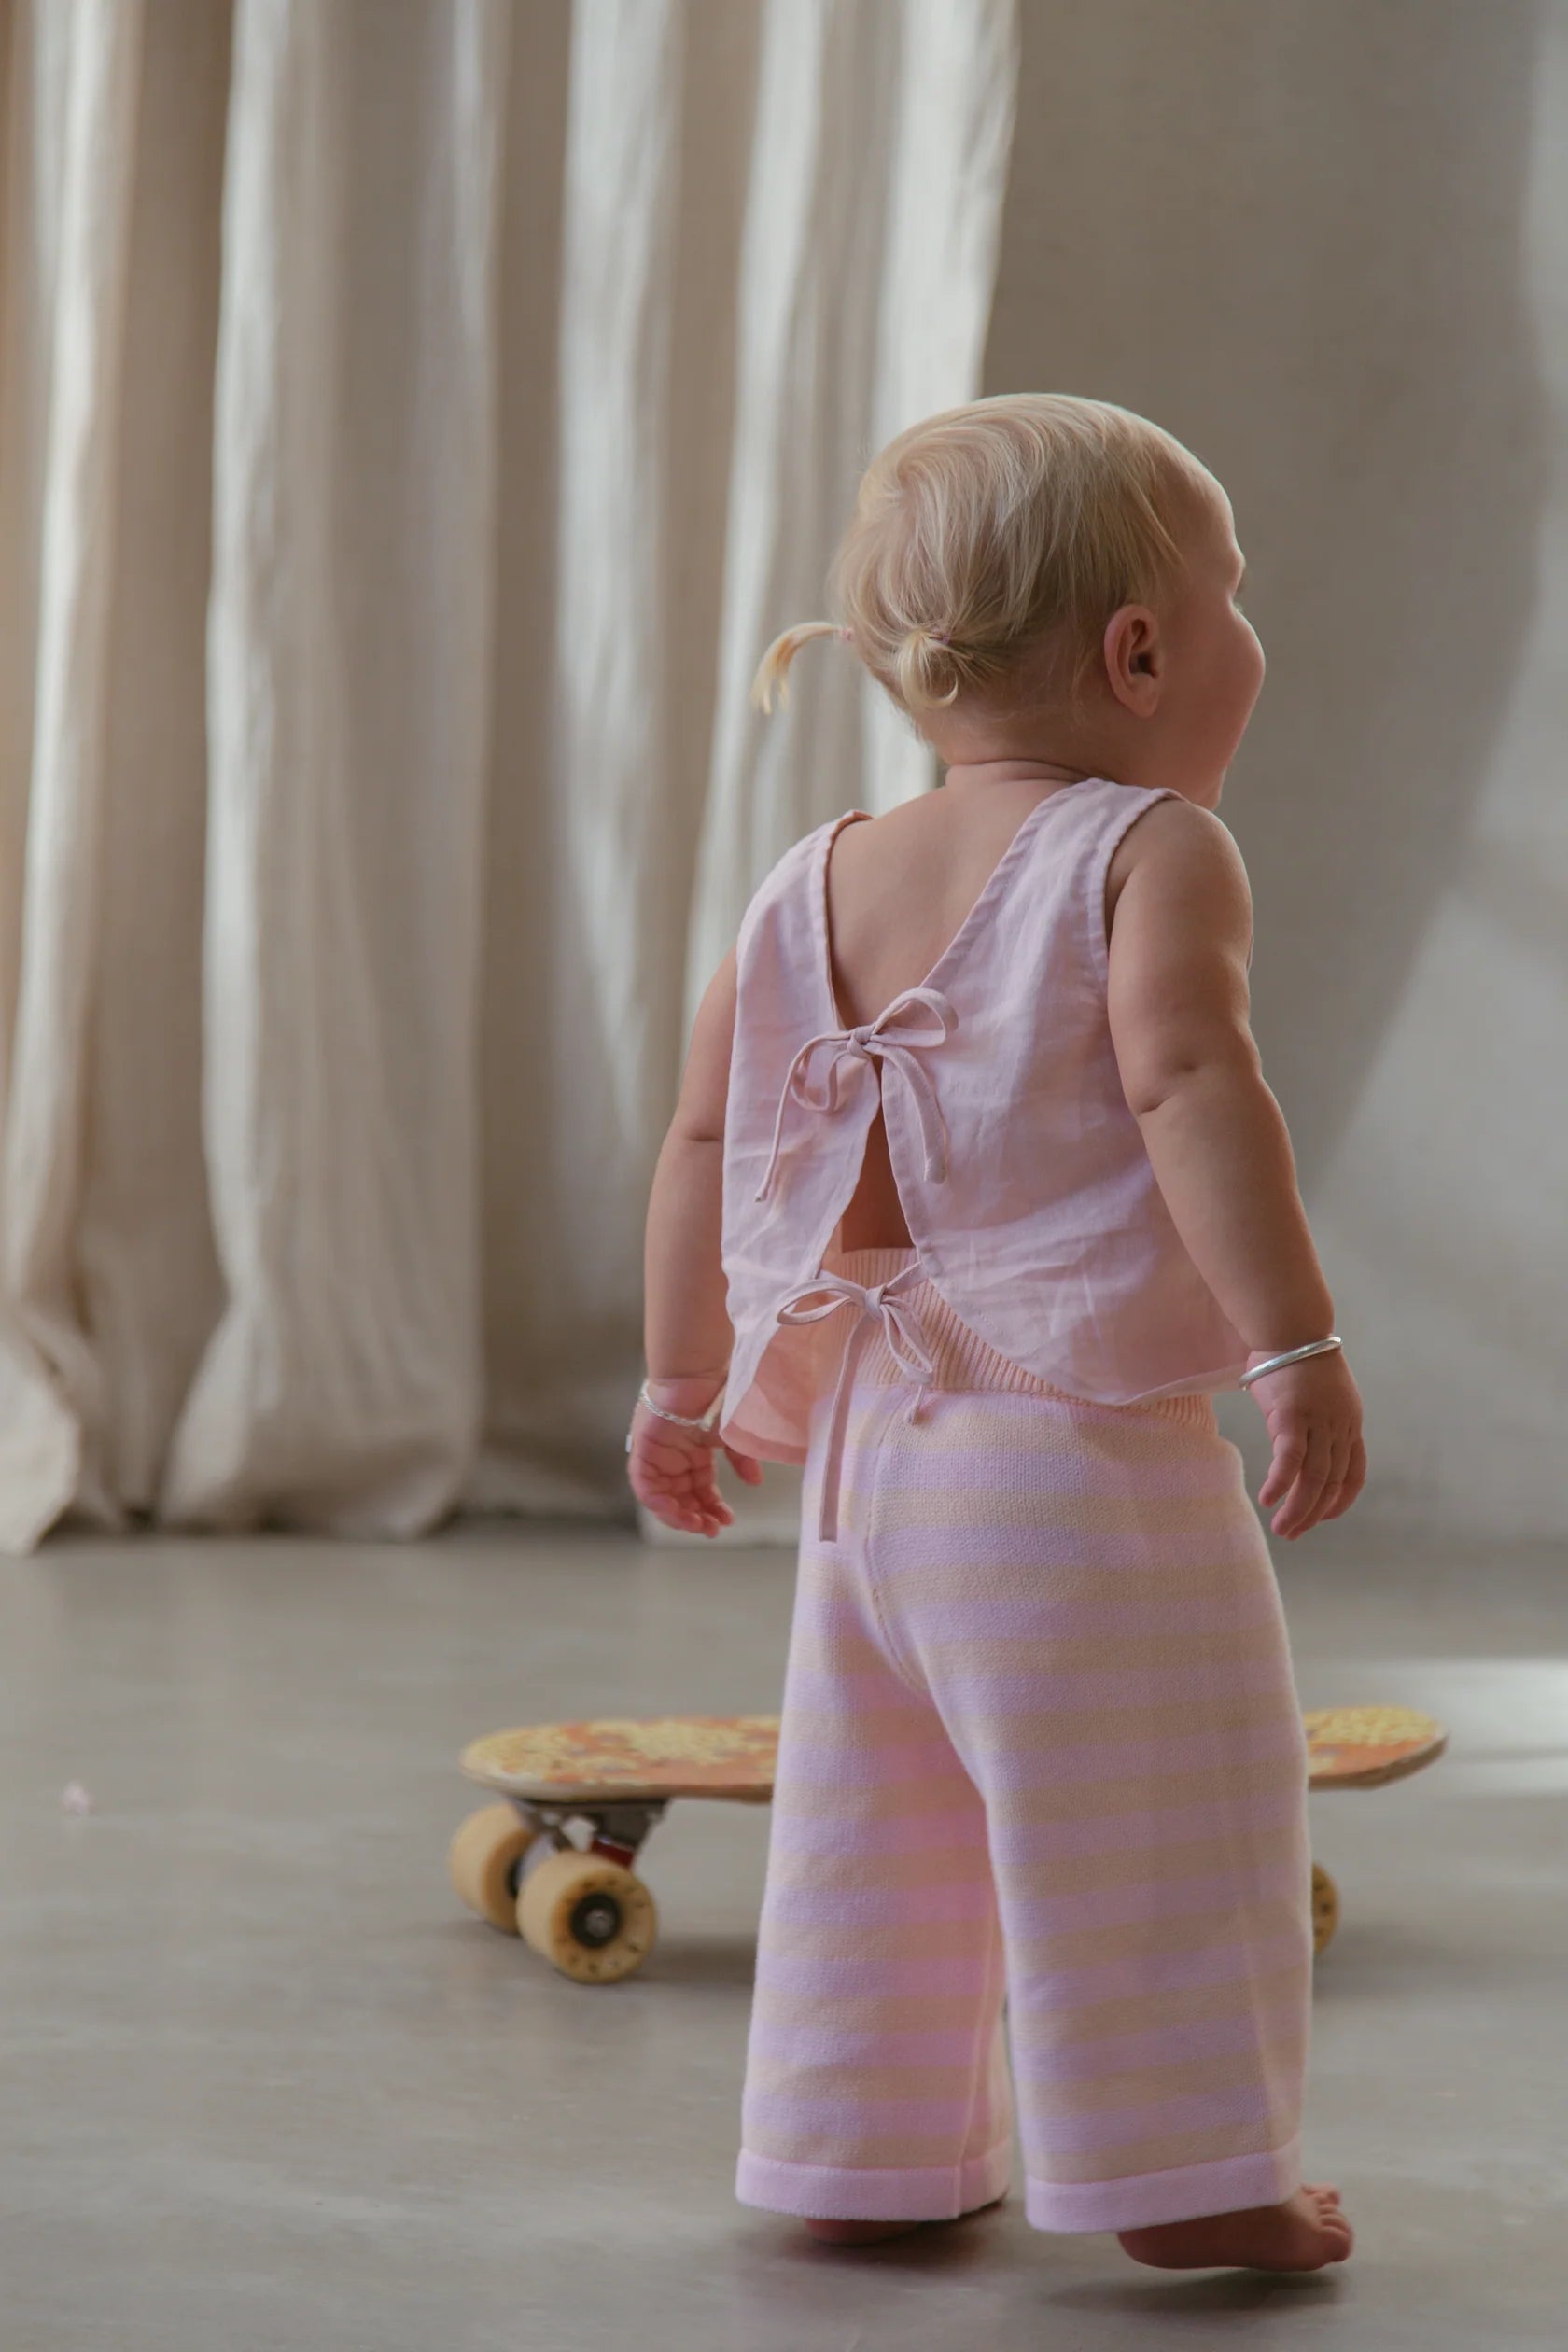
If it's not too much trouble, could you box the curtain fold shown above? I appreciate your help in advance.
[536,0,683,1345]
[0,0,1020,1551]
[164,0,511,1533]
[0,0,146,1548]
[861,0,1018,817]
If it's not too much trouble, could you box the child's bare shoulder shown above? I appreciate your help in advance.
[1106,793,1251,938]
[1105,799,1256,1094]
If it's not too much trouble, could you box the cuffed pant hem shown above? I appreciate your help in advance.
[736,2139,1012,2223]
[1024,2135,1302,2234]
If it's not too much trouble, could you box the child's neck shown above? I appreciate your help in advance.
[940,755,1095,793]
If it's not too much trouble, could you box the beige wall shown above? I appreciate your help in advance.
[986,0,1563,1539]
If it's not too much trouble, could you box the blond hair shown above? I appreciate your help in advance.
[750,394,1214,725]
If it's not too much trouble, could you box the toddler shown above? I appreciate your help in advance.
[628,394,1363,2274]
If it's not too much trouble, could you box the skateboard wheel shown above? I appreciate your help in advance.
[1311,1862,1340,1957]
[449,1804,537,1933]
[516,1849,657,1984]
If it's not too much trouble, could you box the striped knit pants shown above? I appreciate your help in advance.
[736,1247,1313,2234]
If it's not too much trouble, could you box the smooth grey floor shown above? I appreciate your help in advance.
[1,1521,1564,2352]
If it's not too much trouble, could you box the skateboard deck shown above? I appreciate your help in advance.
[462,1705,1447,1805]
[451,1705,1448,1980]
[461,1714,778,1805]
[1302,1704,1448,1789]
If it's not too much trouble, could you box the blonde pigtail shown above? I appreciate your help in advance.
[892,626,964,718]
[749,620,847,716]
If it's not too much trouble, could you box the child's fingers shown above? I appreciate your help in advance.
[1317,1428,1358,1528]
[629,1438,735,1539]
[722,1444,765,1486]
[627,1450,693,1514]
[692,1459,735,1527]
[667,1503,725,1537]
[1316,1430,1363,1523]
[626,1420,767,1536]
[1258,1424,1307,1511]
[1288,1428,1340,1535]
[1322,1435,1367,1521]
[646,1495,710,1534]
[1279,1421,1325,1533]
[1271,1421,1332,1538]
[695,1480,734,1533]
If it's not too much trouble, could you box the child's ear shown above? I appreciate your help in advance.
[1102,604,1163,717]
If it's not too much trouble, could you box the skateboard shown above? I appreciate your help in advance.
[449,1716,777,1982]
[1303,1704,1448,1954]
[450,1705,1447,1982]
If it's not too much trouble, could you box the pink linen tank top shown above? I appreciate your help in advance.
[716,776,1251,1493]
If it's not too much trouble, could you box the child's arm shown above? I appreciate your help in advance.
[630,947,764,1536]
[1106,798,1365,1543]
[644,947,736,1391]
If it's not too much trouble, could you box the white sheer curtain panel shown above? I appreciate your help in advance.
[163,0,510,1534]
[0,0,1020,1551]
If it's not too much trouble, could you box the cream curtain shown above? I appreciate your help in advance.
[0,0,1020,1551]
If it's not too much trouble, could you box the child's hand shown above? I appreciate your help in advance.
[1248,1350,1366,1541]
[626,1391,764,1538]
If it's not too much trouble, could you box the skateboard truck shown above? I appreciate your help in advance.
[507,1798,666,1871]
[446,1797,670,1981]
[448,1715,782,1982]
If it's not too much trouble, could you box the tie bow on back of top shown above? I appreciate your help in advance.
[754,985,959,1203]
[716,784,1253,1474]
[774,1263,937,1540]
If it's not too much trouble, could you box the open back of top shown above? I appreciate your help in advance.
[718,777,1251,1466]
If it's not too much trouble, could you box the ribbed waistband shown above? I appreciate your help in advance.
[819,1246,1218,1429]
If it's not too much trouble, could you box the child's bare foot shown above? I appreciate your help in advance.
[1118,2185,1353,2272]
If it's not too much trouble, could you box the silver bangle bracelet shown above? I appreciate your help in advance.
[1237,1336,1343,1391]
[625,1377,727,1453]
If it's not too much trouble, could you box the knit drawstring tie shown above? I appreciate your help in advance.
[775,1265,937,1543]
[754,986,959,1203]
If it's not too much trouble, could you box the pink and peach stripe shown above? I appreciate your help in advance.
[735,1247,1312,2233]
